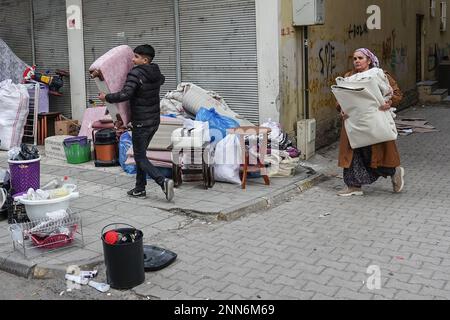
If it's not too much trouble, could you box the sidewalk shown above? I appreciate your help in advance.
[0,144,324,278]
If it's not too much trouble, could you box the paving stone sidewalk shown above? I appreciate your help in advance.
[0,137,322,277]
[2,104,449,301]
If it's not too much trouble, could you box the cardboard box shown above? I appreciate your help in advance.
[55,120,80,136]
[45,135,74,160]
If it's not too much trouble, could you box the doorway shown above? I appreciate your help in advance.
[416,14,425,82]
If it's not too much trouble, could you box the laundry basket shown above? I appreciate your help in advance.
[63,136,91,164]
[8,157,40,195]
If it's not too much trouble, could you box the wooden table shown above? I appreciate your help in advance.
[38,112,62,145]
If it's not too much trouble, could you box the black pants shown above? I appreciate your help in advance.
[132,125,165,190]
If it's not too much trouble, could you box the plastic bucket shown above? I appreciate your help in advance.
[64,137,91,164]
[8,157,40,195]
[101,223,145,290]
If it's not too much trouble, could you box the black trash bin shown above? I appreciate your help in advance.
[101,223,145,290]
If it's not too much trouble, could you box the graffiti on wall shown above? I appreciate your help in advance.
[308,40,347,115]
[347,23,370,39]
[318,42,337,80]
[379,29,407,73]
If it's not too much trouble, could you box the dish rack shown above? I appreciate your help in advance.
[9,209,84,259]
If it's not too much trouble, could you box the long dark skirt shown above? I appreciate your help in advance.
[344,146,396,188]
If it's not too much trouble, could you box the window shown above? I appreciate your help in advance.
[431,0,436,17]
[441,1,447,31]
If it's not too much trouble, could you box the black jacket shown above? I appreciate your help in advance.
[106,63,165,127]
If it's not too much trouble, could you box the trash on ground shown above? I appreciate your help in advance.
[80,270,98,279]
[143,245,178,272]
[88,280,110,293]
[319,212,331,218]
[395,118,438,135]
[65,273,89,285]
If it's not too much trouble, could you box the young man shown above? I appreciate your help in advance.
[99,44,174,201]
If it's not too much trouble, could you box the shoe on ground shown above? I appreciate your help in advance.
[127,188,146,198]
[337,187,364,197]
[392,167,405,193]
[163,179,174,202]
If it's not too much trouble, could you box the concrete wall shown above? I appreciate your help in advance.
[256,0,282,124]
[278,0,303,139]
[303,0,450,148]
[66,0,87,122]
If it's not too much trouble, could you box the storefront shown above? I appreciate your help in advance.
[82,0,259,124]
[0,0,72,117]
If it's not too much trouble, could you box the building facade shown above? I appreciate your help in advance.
[1,0,449,149]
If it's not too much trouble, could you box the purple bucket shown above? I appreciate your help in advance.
[8,157,41,195]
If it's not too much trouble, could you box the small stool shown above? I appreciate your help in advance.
[38,112,62,145]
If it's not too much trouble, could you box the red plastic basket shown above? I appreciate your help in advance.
[30,225,78,250]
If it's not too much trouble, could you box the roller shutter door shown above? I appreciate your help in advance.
[0,0,32,65]
[32,0,72,117]
[82,0,177,104]
[179,0,259,124]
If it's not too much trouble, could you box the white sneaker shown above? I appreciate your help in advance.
[337,187,364,197]
[392,167,405,193]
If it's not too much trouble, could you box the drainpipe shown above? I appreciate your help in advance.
[30,0,36,65]
[303,27,309,119]
[174,0,181,84]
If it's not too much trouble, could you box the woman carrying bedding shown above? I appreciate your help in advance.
[336,48,405,197]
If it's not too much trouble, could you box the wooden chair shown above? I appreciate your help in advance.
[227,126,271,189]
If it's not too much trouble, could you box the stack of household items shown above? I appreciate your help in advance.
[1,145,82,257]
[81,44,302,188]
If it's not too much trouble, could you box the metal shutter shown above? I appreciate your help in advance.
[82,0,177,105]
[32,0,72,117]
[0,0,32,64]
[179,0,259,124]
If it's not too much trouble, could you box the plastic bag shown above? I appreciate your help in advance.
[0,80,30,150]
[195,107,239,143]
[119,131,137,174]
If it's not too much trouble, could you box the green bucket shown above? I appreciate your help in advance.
[64,136,91,164]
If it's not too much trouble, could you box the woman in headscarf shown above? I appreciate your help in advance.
[336,48,405,196]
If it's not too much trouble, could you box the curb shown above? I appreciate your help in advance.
[31,257,104,280]
[218,172,325,221]
[0,173,325,279]
[0,252,36,278]
[0,250,104,280]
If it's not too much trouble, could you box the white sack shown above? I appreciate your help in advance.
[214,134,242,185]
[0,80,29,150]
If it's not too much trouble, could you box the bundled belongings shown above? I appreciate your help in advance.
[23,66,69,96]
[0,39,29,84]
[0,80,30,151]
[89,45,135,126]
[331,68,398,149]
[149,116,183,150]
[171,119,210,149]
[195,107,239,143]
[260,119,300,156]
[265,151,300,178]
[161,82,254,126]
